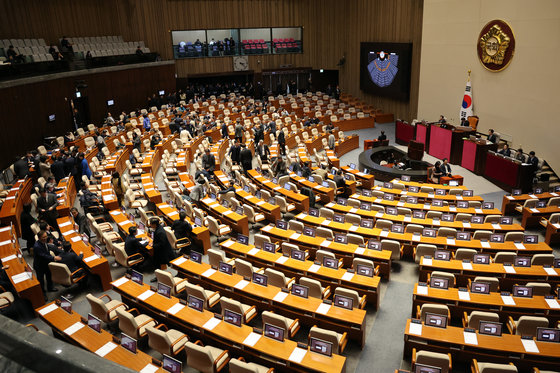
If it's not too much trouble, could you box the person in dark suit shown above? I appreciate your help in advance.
[220,122,228,139]
[171,211,192,256]
[234,122,244,143]
[201,148,215,179]
[487,129,497,143]
[20,204,37,251]
[438,115,446,125]
[377,131,387,141]
[439,158,452,176]
[528,151,539,177]
[239,143,253,175]
[58,241,84,274]
[37,186,59,231]
[51,155,66,183]
[70,207,90,239]
[256,140,270,163]
[334,170,345,189]
[277,130,286,153]
[498,143,512,157]
[149,218,176,274]
[515,148,526,163]
[228,140,241,165]
[125,226,147,257]
[13,154,31,179]
[33,230,61,297]
[253,124,263,145]
[301,162,312,179]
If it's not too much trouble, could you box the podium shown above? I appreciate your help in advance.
[407,140,424,161]
[461,138,497,175]
[395,120,414,145]
[428,124,473,164]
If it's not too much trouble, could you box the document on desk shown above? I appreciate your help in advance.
[342,272,354,282]
[375,211,384,218]
[83,255,99,263]
[408,322,422,336]
[202,317,221,331]
[529,194,538,199]
[319,240,331,248]
[530,208,540,213]
[416,285,428,295]
[349,208,358,213]
[506,196,514,200]
[349,225,359,232]
[412,233,421,242]
[462,222,471,228]
[462,262,473,270]
[404,216,412,223]
[543,267,558,276]
[316,303,331,315]
[503,265,516,274]
[449,207,457,212]
[256,200,266,206]
[246,247,259,256]
[62,230,76,236]
[167,303,185,315]
[273,291,288,303]
[173,256,187,266]
[243,332,262,347]
[501,295,516,305]
[423,258,432,266]
[397,202,405,207]
[288,347,308,364]
[71,236,82,243]
[545,298,560,309]
[59,221,72,228]
[463,331,478,345]
[139,364,159,373]
[308,264,321,273]
[458,290,471,301]
[480,241,491,248]
[456,195,463,200]
[290,233,301,240]
[521,339,540,353]
[201,268,217,277]
[475,209,483,214]
[95,342,117,357]
[1,254,16,262]
[276,256,288,264]
[446,238,456,245]
[261,225,272,232]
[12,272,32,284]
[112,277,128,287]
[354,247,365,255]
[380,230,389,237]
[325,202,335,208]
[491,223,501,230]
[38,303,58,316]
[514,242,526,250]
[64,322,85,336]
[137,290,155,301]
[320,219,332,226]
[234,279,249,290]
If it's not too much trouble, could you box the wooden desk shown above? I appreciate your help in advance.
[99,175,119,211]
[171,256,367,348]
[112,276,346,373]
[247,170,309,212]
[57,217,113,291]
[412,283,560,325]
[218,238,380,308]
[0,178,33,237]
[108,210,153,257]
[390,179,467,191]
[543,219,560,245]
[365,186,484,203]
[199,197,249,235]
[461,139,497,175]
[36,302,165,372]
[341,167,375,189]
[156,203,211,254]
[484,152,532,193]
[334,134,359,157]
[326,150,340,168]
[140,173,163,204]
[501,192,559,215]
[403,318,560,371]
[289,172,334,204]
[521,205,560,229]
[55,177,76,217]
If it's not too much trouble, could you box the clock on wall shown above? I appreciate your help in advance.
[233,56,249,71]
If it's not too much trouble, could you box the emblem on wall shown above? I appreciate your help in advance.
[367,51,399,87]
[477,20,515,72]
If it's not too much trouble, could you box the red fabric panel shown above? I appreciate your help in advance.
[416,124,427,144]
[429,125,452,160]
[395,120,414,143]
[484,152,519,187]
[461,139,477,171]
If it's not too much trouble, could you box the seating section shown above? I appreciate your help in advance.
[63,35,150,58]
[0,38,53,63]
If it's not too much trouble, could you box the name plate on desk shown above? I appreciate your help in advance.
[248,248,260,256]
[462,262,473,270]
[38,304,58,316]
[349,225,359,232]
[481,241,491,248]
[140,364,159,373]
[514,242,526,250]
[289,347,308,364]
[316,303,331,315]
[380,231,389,237]
[243,332,262,347]
[408,322,422,335]
[273,291,288,303]
[167,303,185,315]
[417,285,428,295]
[234,280,249,290]
[423,258,433,266]
[83,255,99,263]
[320,240,331,248]
[202,268,217,277]
[491,223,501,229]
[59,221,72,227]
[412,233,421,242]
[95,342,117,357]
[501,295,516,305]
[521,339,540,353]
[354,247,365,254]
[397,202,405,207]
[71,236,82,242]
[463,331,478,345]
[138,290,155,301]
[503,265,516,274]
[544,267,558,276]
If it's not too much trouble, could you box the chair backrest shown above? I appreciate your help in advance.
[234,258,254,278]
[220,297,244,318]
[281,242,298,256]
[253,233,271,248]
[523,198,538,208]
[419,303,449,322]
[155,269,176,291]
[415,350,450,373]
[493,252,516,264]
[483,215,501,224]
[309,326,341,354]
[146,325,172,355]
[467,310,500,328]
[473,276,500,292]
[455,213,472,222]
[319,207,334,219]
[86,294,110,323]
[345,213,361,226]
[415,244,437,263]
[48,262,72,286]
[405,224,423,234]
[347,233,364,245]
[515,315,549,337]
[299,277,323,298]
[526,282,551,296]
[548,197,560,207]
[229,358,270,373]
[381,239,401,260]
[264,268,287,288]
[431,271,456,286]
[261,311,289,334]
[208,248,227,268]
[316,226,334,240]
[116,308,139,338]
[531,254,555,266]
[475,361,518,373]
[375,219,392,230]
[437,227,457,237]
[454,248,477,261]
[334,287,360,309]
[185,342,215,372]
[288,220,304,233]
[426,211,442,219]
[504,232,524,242]
[113,244,130,267]
[473,230,492,240]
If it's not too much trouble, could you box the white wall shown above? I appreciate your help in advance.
[417,0,560,173]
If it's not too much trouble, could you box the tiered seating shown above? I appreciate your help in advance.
[64,35,150,58]
[241,39,268,54]
[273,38,301,53]
[0,38,54,63]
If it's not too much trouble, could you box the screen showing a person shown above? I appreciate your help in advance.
[252,272,268,286]
[223,309,242,327]
[303,227,316,237]
[471,282,490,294]
[291,249,305,261]
[430,277,449,289]
[434,250,451,261]
[309,337,333,357]
[414,364,442,373]
[190,251,202,263]
[162,355,182,373]
[291,284,309,298]
[334,234,347,244]
[361,219,374,228]
[536,328,560,343]
[237,234,249,245]
[157,282,171,298]
[60,296,72,314]
[478,321,503,336]
[262,242,276,253]
[187,295,204,311]
[524,235,538,244]
[356,264,374,277]
[219,261,233,275]
[87,313,102,333]
[120,333,137,354]
[264,323,285,342]
[425,312,448,328]
[323,257,338,269]
[276,220,288,229]
[333,294,353,310]
[512,285,533,298]
[514,256,531,267]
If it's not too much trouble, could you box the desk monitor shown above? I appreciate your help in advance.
[536,327,560,343]
[48,114,56,122]
[307,176,315,183]
[309,337,333,357]
[284,183,291,191]
[384,182,393,189]
[554,258,560,268]
[407,196,418,204]
[331,169,337,176]
[473,253,490,264]
[221,200,229,208]
[93,244,102,257]
[383,193,395,201]
[422,228,436,237]
[391,224,404,233]
[409,186,419,193]
[414,364,442,373]
[269,197,276,205]
[303,227,316,237]
[361,219,374,228]
[209,193,217,200]
[237,233,249,245]
[276,220,288,229]
[127,212,135,222]
[322,181,330,188]
[272,177,278,184]
[555,186,560,193]
[187,295,204,312]
[264,323,285,342]
[255,190,262,199]
[131,270,143,285]
[219,261,233,275]
[456,232,471,241]
[298,171,303,178]
[289,164,295,172]
[323,257,338,269]
[430,277,449,289]
[441,213,454,222]
[252,272,268,286]
[333,213,345,223]
[463,190,474,197]
[457,201,469,209]
[224,309,242,327]
[471,282,490,294]
[157,282,171,298]
[362,189,372,197]
[537,201,547,208]
[401,175,411,181]
[498,216,512,225]
[479,321,503,336]
[262,242,276,253]
[350,163,357,170]
[514,256,531,267]
[434,250,451,261]
[337,197,347,206]
[512,285,533,298]
[236,206,244,215]
[356,264,374,277]
[189,250,202,263]
[425,312,448,328]
[413,210,426,219]
[194,216,203,227]
[333,294,353,310]
[511,189,522,196]
[449,180,459,186]
[60,296,72,314]
[490,234,504,243]
[431,199,443,207]
[334,234,348,244]
[291,249,306,261]
[360,202,372,211]
[523,234,538,244]
[386,207,398,216]
[482,202,494,209]
[87,313,102,333]
[291,283,309,298]
[120,333,137,354]
[162,354,182,373]
[309,207,319,217]
[344,174,352,181]
[82,233,89,244]
[368,240,382,251]
[435,189,446,196]
[534,187,544,194]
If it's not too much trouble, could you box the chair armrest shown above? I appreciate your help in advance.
[338,258,344,268]
[106,302,127,313]
[286,277,296,289]
[99,294,112,302]
[71,268,86,280]
[374,265,380,276]
[462,312,469,328]
[170,334,188,348]
[194,340,204,346]
[243,305,256,319]
[213,349,229,372]
[471,359,480,373]
[128,308,140,316]
[137,317,156,329]
[26,324,39,331]
[507,316,516,334]
[359,295,367,309]
[154,324,168,331]
[288,319,300,336]
[174,279,188,293]
[416,305,421,319]
[412,348,417,365]
[339,332,348,354]
[448,353,452,371]
[0,286,6,293]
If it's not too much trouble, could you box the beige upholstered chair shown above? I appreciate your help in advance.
[462,310,500,328]
[412,348,452,373]
[472,359,518,373]
[229,358,273,373]
[299,277,331,299]
[507,315,549,337]
[186,282,221,309]
[115,308,156,339]
[416,303,450,321]
[309,325,348,354]
[455,248,478,261]
[261,311,300,338]
[472,276,500,292]
[493,252,516,264]
[220,297,257,324]
[526,282,551,296]
[185,340,230,373]
[264,268,295,289]
[114,244,144,268]
[155,269,188,295]
[234,258,263,279]
[48,262,86,287]
[429,271,456,287]
[334,287,366,309]
[208,248,234,268]
[414,244,437,263]
[381,239,402,260]
[0,286,14,311]
[146,324,188,357]
[86,293,127,324]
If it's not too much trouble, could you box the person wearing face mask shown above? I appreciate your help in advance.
[148,218,176,281]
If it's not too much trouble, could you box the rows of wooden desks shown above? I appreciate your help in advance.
[36,302,166,372]
[403,318,560,371]
[218,238,380,308]
[57,217,113,291]
[389,179,468,191]
[0,178,33,237]
[55,177,76,217]
[288,172,335,204]
[112,275,347,373]
[502,190,560,215]
[170,255,368,348]
[341,166,375,189]
[412,283,560,325]
[141,173,163,204]
[417,257,560,290]
[247,170,309,212]
[199,197,249,235]
[99,175,119,211]
[108,209,154,257]
[334,134,359,157]
[259,224,393,278]
[520,205,560,229]
[156,203,211,254]
[370,185,484,202]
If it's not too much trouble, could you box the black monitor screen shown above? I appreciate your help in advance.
[490,234,504,243]
[276,220,288,229]
[356,264,374,277]
[333,294,353,310]
[524,235,538,244]
[361,219,374,228]
[431,199,443,207]
[157,282,171,298]
[499,216,513,225]
[463,190,474,197]
[473,254,490,264]
[187,295,204,312]
[368,240,382,251]
[512,189,522,196]
[457,201,469,209]
[536,328,560,343]
[360,42,413,101]
[264,323,285,342]
[323,257,338,269]
[237,234,249,245]
[409,186,419,193]
[360,202,371,211]
[407,196,418,204]
[120,333,137,354]
[457,232,471,241]
[291,249,306,261]
[430,277,449,289]
[334,234,347,244]
[337,198,347,206]
[384,193,395,201]
[422,228,436,237]
[262,242,276,253]
[303,227,316,237]
[441,214,454,222]
[514,256,531,267]
[435,189,446,196]
[224,309,242,327]
[87,313,102,333]
[252,272,268,286]
[479,321,502,336]
[162,354,182,373]
[512,285,533,298]
[309,337,333,357]
[401,175,411,181]
[413,210,426,219]
[425,312,447,328]
[291,284,309,298]
[309,207,319,217]
[471,282,490,294]
[190,251,202,263]
[434,250,451,261]
[333,213,345,223]
[60,296,72,314]
[414,364,442,373]
[391,224,404,233]
[219,261,233,275]
[386,207,398,216]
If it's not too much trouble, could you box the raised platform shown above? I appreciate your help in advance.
[358,146,431,182]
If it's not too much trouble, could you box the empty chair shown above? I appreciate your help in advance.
[309,325,348,355]
[229,358,273,373]
[375,219,392,230]
[420,186,434,194]
[405,224,423,234]
[316,226,334,240]
[455,248,477,261]
[381,239,402,260]
[471,359,518,373]
[412,348,452,373]
[334,287,366,309]
[429,271,456,287]
[548,197,560,207]
[484,215,501,224]
[507,315,549,337]
[526,282,551,296]
[206,216,232,238]
[115,308,156,339]
[86,293,127,324]
[473,276,500,292]
[253,233,272,249]
[261,311,300,338]
[473,230,492,240]
[275,195,295,213]
[417,303,450,322]
[208,248,234,268]
[220,297,257,324]
[185,282,221,309]
[531,254,555,266]
[155,269,188,295]
[437,227,457,237]
[288,220,304,233]
[146,324,188,357]
[347,233,364,245]
[493,252,516,264]
[281,242,303,257]
[319,207,334,219]
[0,286,14,311]
[234,258,263,279]
[299,277,331,299]
[315,249,342,267]
[449,188,463,195]
[505,232,524,242]
[455,213,472,222]
[244,205,265,227]
[352,257,376,274]
[345,213,361,225]
[114,244,144,269]
[515,198,538,213]
[414,244,437,263]
[426,211,442,219]
[185,341,229,373]
[48,262,86,287]
[264,268,295,289]
[463,310,500,328]
[397,207,412,216]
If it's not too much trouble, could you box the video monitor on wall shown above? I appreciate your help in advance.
[360,42,413,101]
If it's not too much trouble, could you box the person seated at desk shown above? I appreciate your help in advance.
[124,226,148,262]
[498,143,511,157]
[334,169,346,189]
[377,131,387,141]
[460,117,470,127]
[439,158,452,177]
[272,156,288,177]
[487,129,497,143]
[301,161,312,179]
[58,241,86,289]
[219,180,236,195]
[431,161,443,183]
[33,230,62,298]
[150,133,161,150]
[79,184,101,211]
[515,148,526,163]
[438,115,446,125]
